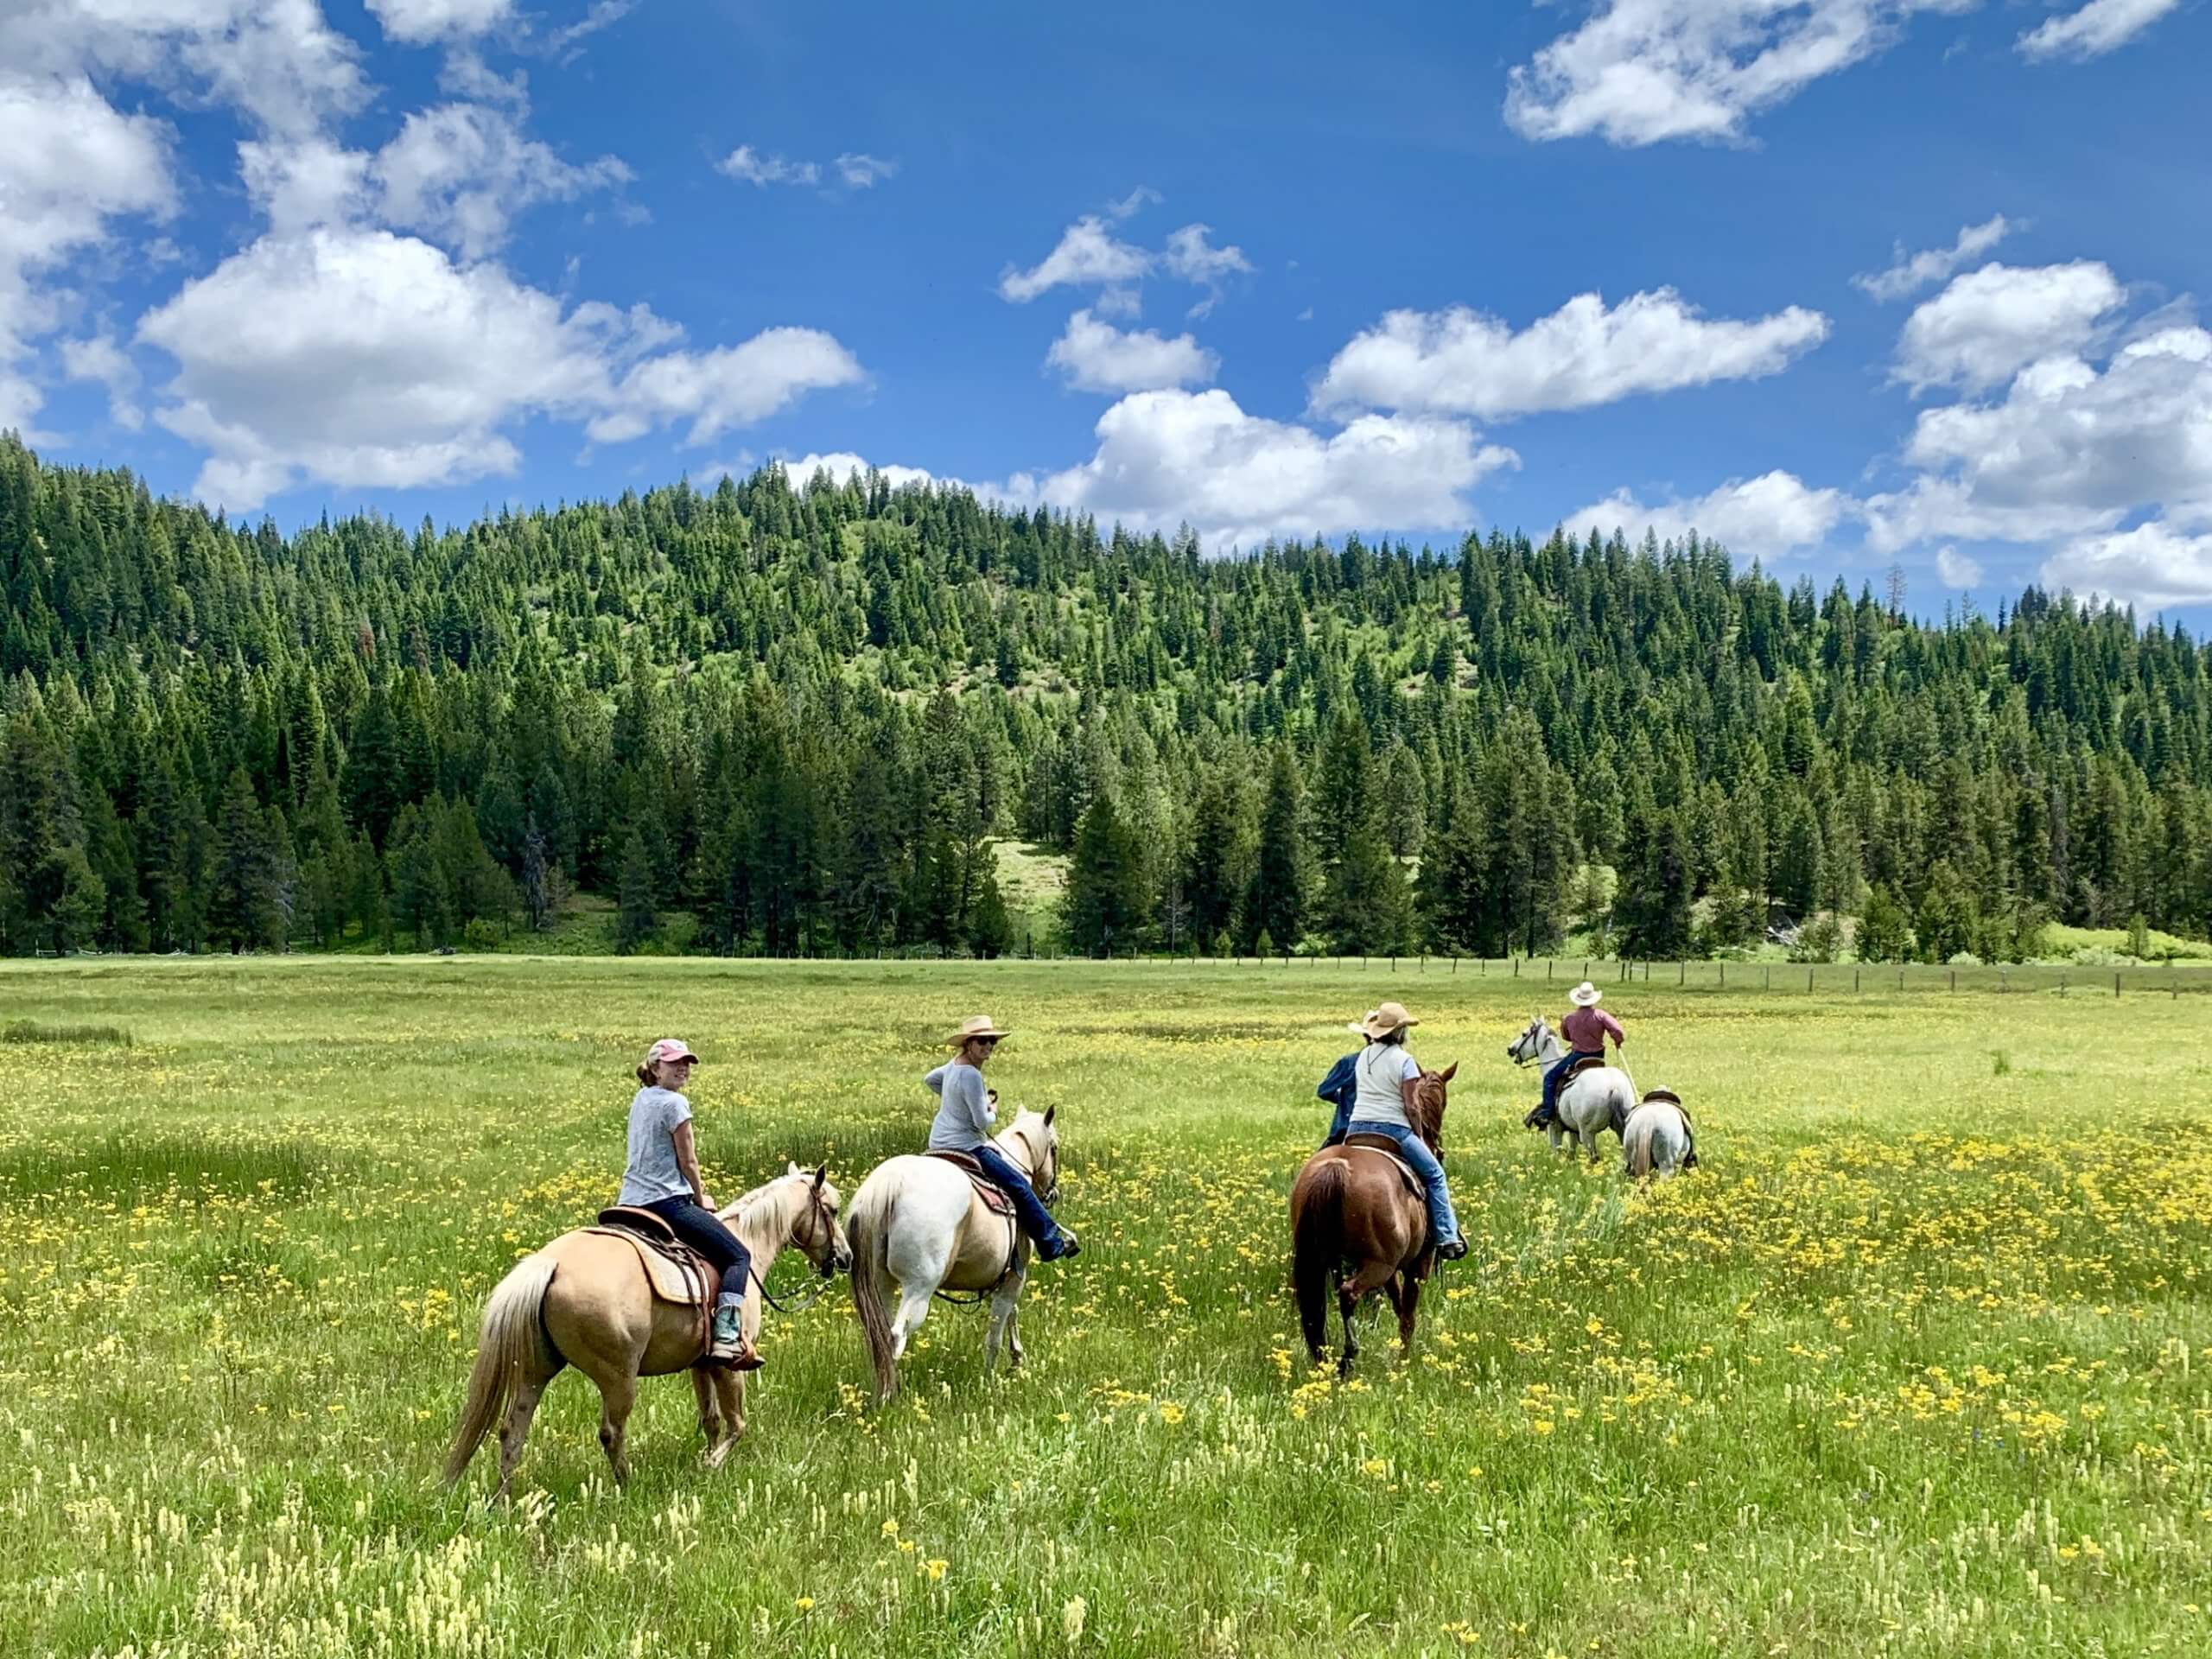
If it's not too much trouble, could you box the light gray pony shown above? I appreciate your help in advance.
[1620,1090,1698,1179]
[1506,1014,1637,1161]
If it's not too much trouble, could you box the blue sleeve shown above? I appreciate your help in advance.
[1317,1053,1358,1102]
[924,1065,949,1096]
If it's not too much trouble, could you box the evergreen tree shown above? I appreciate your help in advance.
[1856,883,1915,962]
[1245,744,1310,950]
[1065,791,1146,955]
[616,827,658,954]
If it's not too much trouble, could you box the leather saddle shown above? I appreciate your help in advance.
[1562,1054,1609,1084]
[1338,1133,1422,1199]
[590,1206,716,1308]
[923,1149,1017,1216]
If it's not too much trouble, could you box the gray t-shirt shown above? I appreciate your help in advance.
[1351,1042,1421,1128]
[924,1062,995,1152]
[618,1085,694,1205]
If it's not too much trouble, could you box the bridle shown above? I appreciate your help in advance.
[748,1173,846,1316]
[1508,1019,1548,1069]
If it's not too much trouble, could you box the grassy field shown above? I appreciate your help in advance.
[1,958,2207,1658]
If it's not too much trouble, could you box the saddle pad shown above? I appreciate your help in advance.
[583,1226,712,1306]
[1338,1135,1422,1199]
[925,1149,1017,1216]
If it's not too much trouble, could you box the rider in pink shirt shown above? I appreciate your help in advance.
[1537,983,1625,1127]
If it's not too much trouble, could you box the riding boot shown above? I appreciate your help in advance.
[709,1300,763,1371]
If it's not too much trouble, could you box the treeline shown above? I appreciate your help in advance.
[3,435,2209,964]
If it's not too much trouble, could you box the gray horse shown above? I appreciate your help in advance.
[1506,1014,1637,1161]
[1621,1090,1698,1179]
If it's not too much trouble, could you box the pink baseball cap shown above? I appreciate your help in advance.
[645,1039,699,1066]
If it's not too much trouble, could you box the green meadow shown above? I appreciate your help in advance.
[2,957,2208,1658]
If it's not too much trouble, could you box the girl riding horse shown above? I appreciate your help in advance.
[618,1039,761,1370]
[1339,1002,1467,1262]
[925,1015,1078,1261]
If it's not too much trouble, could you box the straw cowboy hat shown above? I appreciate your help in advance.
[1344,1009,1379,1035]
[945,1014,1012,1046]
[1359,1001,1420,1040]
[1568,982,1603,1007]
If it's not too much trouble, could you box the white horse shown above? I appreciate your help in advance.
[1621,1090,1698,1179]
[842,1109,1062,1402]
[1505,1014,1637,1160]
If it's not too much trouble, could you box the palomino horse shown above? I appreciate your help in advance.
[445,1165,851,1499]
[1621,1090,1698,1179]
[1288,1064,1456,1376]
[843,1109,1061,1402]
[1506,1014,1637,1160]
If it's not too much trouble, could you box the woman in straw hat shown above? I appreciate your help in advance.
[1535,982,1627,1129]
[1342,1002,1467,1261]
[616,1039,762,1370]
[924,1016,1079,1261]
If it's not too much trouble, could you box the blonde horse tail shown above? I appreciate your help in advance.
[846,1185,899,1402]
[444,1253,557,1485]
[1625,1122,1654,1180]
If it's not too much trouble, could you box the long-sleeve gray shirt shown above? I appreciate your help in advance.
[924,1061,994,1152]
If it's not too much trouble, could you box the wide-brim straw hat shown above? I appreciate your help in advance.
[1360,1001,1420,1040]
[1344,1009,1379,1035]
[1569,981,1603,1007]
[946,1014,1012,1046]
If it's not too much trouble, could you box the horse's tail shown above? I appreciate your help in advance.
[845,1181,899,1402]
[1292,1160,1346,1360]
[444,1252,557,1485]
[1624,1120,1654,1180]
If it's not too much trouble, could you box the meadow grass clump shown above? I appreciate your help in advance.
[0,957,2206,1658]
[1,1018,131,1046]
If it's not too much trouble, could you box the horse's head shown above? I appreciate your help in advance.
[1002,1106,1061,1205]
[1412,1063,1457,1152]
[1506,1014,1548,1066]
[781,1161,853,1277]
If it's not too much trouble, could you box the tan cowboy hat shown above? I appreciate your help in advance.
[1360,1001,1420,1039]
[1568,982,1603,1007]
[945,1014,1011,1046]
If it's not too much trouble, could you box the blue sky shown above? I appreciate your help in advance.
[5,1,2210,621]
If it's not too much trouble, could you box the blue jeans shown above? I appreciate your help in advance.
[643,1196,753,1306]
[1344,1120,1460,1248]
[971,1143,1069,1249]
[1538,1052,1604,1125]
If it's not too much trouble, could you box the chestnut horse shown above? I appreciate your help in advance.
[1288,1063,1456,1376]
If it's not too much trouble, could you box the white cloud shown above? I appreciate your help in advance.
[1105,186,1161,221]
[835,154,899,188]
[133,227,862,510]
[1505,0,1970,148]
[999,215,1153,306]
[0,0,368,139]
[2041,521,2212,609]
[373,105,628,258]
[1028,388,1518,552]
[1854,214,2015,302]
[589,328,865,446]
[548,0,637,54]
[1867,323,2212,553]
[1893,261,2124,392]
[1935,545,1983,588]
[779,452,939,492]
[717,146,820,188]
[1311,289,1829,420]
[2018,0,2179,60]
[1046,309,1217,394]
[1561,471,1851,560]
[0,74,175,431]
[365,0,513,44]
[1162,223,1253,315]
[239,137,370,235]
[61,334,144,429]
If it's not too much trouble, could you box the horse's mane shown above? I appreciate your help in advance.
[725,1170,802,1226]
[1409,1074,1447,1153]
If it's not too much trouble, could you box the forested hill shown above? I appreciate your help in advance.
[3,435,2209,963]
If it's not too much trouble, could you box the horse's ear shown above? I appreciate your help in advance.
[810,1164,827,1191]
[786,1160,801,1177]
[1438,1061,1459,1083]
[1043,1103,1056,1127]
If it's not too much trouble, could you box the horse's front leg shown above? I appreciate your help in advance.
[1386,1273,1423,1365]
[690,1365,721,1449]
[1547,1123,1567,1155]
[703,1367,745,1467]
[984,1262,1027,1376]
